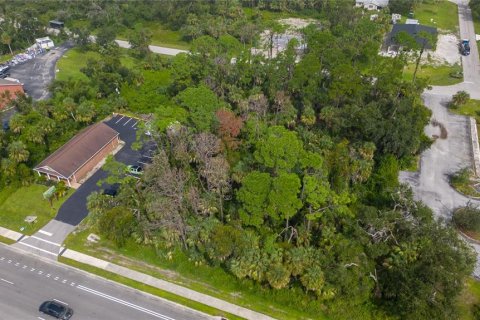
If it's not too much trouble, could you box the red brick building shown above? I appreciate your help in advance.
[0,78,24,109]
[34,122,119,187]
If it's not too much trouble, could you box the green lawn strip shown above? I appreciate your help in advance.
[59,256,244,320]
[0,235,15,245]
[115,21,190,50]
[56,49,100,82]
[451,180,480,198]
[64,228,323,320]
[450,99,480,122]
[56,48,140,82]
[457,278,480,319]
[412,1,459,33]
[0,53,13,63]
[0,184,74,235]
[403,63,463,86]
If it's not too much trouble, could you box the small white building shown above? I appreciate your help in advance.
[392,13,402,24]
[355,0,389,11]
[35,37,54,49]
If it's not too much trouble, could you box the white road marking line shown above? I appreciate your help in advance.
[131,121,138,127]
[22,265,27,269]
[115,115,125,124]
[123,118,132,126]
[38,271,43,275]
[17,242,57,256]
[138,161,149,166]
[54,276,59,281]
[53,299,68,305]
[38,317,45,320]
[30,268,35,272]
[62,279,67,283]
[7,260,11,263]
[143,155,154,159]
[1,278,13,285]
[70,282,75,286]
[0,257,4,260]
[14,262,19,266]
[46,274,51,278]
[30,235,61,246]
[77,285,175,320]
[38,230,53,236]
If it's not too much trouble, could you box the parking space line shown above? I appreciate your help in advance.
[131,121,138,127]
[38,230,53,236]
[115,115,125,124]
[123,118,132,126]
[138,161,149,165]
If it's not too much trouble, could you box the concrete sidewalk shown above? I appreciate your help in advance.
[0,226,274,320]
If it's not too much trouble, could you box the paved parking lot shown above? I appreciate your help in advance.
[9,42,72,100]
[17,115,156,258]
[55,115,154,226]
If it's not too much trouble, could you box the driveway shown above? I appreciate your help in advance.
[401,0,480,277]
[9,42,72,100]
[15,115,154,258]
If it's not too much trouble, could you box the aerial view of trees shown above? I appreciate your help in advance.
[0,1,476,319]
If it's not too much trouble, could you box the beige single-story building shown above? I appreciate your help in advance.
[34,122,119,187]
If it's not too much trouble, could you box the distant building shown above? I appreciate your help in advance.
[0,78,24,109]
[386,23,437,51]
[49,20,64,29]
[34,122,119,187]
[355,0,389,10]
[405,19,419,25]
[35,37,54,49]
[392,13,402,24]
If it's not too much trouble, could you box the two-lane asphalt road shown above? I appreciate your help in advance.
[0,244,211,320]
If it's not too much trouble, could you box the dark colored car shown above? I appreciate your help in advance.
[39,300,73,319]
[103,183,119,197]
[460,39,471,56]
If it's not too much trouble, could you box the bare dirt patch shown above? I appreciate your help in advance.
[423,34,461,66]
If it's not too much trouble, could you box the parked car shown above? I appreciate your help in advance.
[103,187,118,197]
[39,300,73,319]
[460,39,471,56]
[127,165,143,175]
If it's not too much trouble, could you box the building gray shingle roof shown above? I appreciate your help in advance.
[388,24,438,49]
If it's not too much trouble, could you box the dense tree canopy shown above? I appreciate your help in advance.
[0,1,475,319]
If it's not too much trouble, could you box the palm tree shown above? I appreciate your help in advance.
[7,140,29,163]
[1,32,13,55]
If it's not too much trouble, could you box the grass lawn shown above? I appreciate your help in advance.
[56,48,140,82]
[59,257,243,320]
[0,53,13,64]
[403,63,463,86]
[0,235,15,245]
[56,49,100,82]
[457,278,480,319]
[450,99,480,122]
[116,21,190,50]
[64,227,327,320]
[0,184,74,235]
[412,1,459,33]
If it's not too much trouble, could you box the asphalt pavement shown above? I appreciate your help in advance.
[15,115,155,258]
[8,42,72,100]
[0,244,210,320]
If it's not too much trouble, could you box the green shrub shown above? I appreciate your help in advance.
[453,207,480,232]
